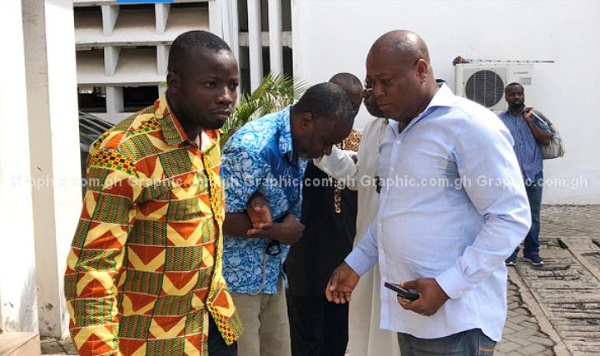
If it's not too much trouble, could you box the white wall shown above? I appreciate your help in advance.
[292,0,600,204]
[0,0,39,333]
[22,0,83,338]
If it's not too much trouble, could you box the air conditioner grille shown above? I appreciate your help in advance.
[465,70,505,108]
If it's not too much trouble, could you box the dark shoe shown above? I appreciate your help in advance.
[524,255,544,266]
[505,255,517,266]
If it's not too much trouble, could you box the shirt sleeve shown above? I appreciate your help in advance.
[313,146,358,183]
[345,222,379,276]
[64,149,142,355]
[435,117,532,299]
[222,147,268,213]
[532,111,553,134]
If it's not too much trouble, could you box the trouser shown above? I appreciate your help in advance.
[287,294,349,356]
[231,278,291,356]
[511,171,543,258]
[208,314,237,356]
[397,328,496,356]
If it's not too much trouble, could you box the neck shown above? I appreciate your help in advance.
[166,91,203,141]
[509,104,524,116]
[406,82,439,125]
[179,120,203,143]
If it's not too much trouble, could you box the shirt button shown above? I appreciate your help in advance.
[390,167,395,172]
[396,140,401,144]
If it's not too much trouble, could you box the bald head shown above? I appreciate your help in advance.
[365,29,437,123]
[329,72,363,114]
[370,30,430,66]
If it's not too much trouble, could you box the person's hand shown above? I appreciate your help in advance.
[246,193,273,236]
[272,213,304,245]
[396,278,449,316]
[325,262,360,304]
[524,107,534,122]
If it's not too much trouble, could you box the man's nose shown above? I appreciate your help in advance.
[219,87,235,104]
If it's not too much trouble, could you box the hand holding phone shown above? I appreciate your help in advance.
[384,282,419,301]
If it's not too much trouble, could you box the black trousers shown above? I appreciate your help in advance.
[287,294,349,356]
[208,314,238,356]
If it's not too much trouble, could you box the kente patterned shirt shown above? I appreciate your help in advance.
[221,106,308,294]
[64,94,241,356]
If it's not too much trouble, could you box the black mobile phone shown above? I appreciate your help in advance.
[384,282,419,301]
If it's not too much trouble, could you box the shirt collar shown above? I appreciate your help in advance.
[277,106,294,158]
[392,83,455,134]
[154,93,220,151]
[500,107,524,117]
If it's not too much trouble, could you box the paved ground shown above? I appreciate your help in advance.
[41,205,600,355]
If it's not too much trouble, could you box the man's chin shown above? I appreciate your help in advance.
[510,103,525,111]
[208,119,227,130]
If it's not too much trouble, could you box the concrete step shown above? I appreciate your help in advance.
[0,332,41,356]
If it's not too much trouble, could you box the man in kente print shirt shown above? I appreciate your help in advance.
[64,31,241,355]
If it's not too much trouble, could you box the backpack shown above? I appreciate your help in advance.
[532,110,565,160]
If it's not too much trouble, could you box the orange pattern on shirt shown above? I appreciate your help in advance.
[65,95,241,356]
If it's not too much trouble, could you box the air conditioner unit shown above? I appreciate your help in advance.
[455,63,534,112]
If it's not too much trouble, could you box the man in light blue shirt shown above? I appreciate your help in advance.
[326,30,531,355]
[498,83,553,267]
[222,82,355,356]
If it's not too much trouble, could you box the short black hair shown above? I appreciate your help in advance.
[505,82,524,93]
[291,82,355,125]
[168,30,231,73]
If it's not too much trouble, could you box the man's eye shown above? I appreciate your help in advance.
[229,82,239,90]
[204,82,216,88]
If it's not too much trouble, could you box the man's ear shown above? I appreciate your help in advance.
[415,59,429,81]
[167,71,178,93]
[300,112,315,129]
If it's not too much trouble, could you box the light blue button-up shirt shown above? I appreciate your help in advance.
[498,109,551,182]
[346,84,531,341]
[222,106,308,294]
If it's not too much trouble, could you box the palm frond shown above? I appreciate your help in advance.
[221,73,306,146]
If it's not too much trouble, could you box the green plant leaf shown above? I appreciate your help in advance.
[220,73,306,147]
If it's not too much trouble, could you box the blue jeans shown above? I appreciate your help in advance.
[397,328,496,356]
[511,171,543,259]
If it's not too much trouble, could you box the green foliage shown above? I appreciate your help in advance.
[220,73,306,146]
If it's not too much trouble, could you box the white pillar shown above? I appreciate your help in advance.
[22,0,82,338]
[268,0,283,75]
[226,0,240,65]
[155,3,170,35]
[248,0,263,91]
[106,86,124,116]
[209,0,224,38]
[157,44,169,76]
[101,4,118,36]
[0,0,39,334]
[104,46,120,76]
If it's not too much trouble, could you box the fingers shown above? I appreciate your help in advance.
[246,226,271,236]
[401,280,418,290]
[397,297,429,316]
[325,273,349,304]
[326,287,351,304]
